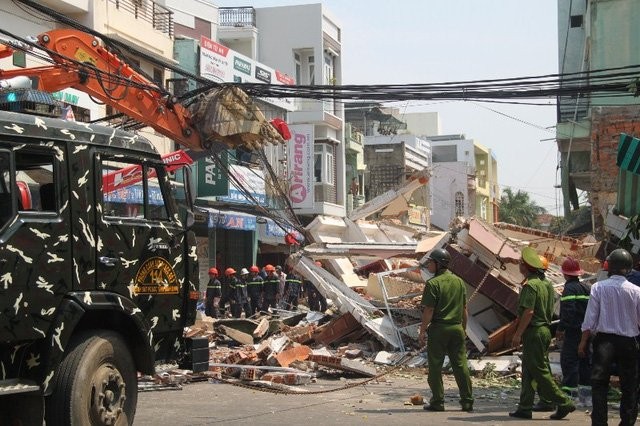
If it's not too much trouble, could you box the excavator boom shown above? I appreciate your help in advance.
[0,29,285,151]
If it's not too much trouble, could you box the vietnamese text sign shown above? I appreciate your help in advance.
[196,152,229,197]
[218,165,266,205]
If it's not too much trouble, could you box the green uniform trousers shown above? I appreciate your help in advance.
[518,325,571,412]
[427,323,473,407]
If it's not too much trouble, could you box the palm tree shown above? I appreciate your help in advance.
[498,187,546,227]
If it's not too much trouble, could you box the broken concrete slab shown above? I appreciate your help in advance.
[468,357,518,374]
[252,317,270,339]
[307,354,377,377]
[261,372,313,385]
[217,325,254,346]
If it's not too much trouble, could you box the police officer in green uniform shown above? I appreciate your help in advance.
[418,248,474,412]
[509,247,575,420]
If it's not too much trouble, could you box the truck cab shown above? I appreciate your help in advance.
[0,106,199,425]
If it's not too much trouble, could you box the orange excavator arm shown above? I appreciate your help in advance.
[0,29,286,151]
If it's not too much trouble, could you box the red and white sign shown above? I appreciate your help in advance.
[103,150,193,193]
[287,125,314,209]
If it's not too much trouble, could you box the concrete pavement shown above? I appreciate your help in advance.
[135,374,598,425]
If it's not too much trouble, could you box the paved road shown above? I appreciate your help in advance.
[135,374,598,425]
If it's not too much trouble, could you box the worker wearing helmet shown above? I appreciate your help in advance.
[556,257,591,403]
[284,267,302,311]
[247,266,264,315]
[205,267,221,318]
[418,247,474,413]
[262,264,279,312]
[224,267,242,318]
[509,247,574,420]
[580,248,640,426]
[275,265,287,308]
[238,268,252,318]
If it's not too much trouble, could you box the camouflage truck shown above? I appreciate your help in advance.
[0,108,200,425]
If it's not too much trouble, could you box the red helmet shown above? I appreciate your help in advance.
[264,264,275,272]
[249,265,260,273]
[225,267,236,276]
[314,261,323,267]
[208,267,218,276]
[561,257,584,276]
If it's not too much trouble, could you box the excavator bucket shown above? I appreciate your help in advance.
[189,86,285,151]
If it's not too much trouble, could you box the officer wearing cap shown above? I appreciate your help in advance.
[509,247,575,420]
[579,248,640,426]
[418,248,474,413]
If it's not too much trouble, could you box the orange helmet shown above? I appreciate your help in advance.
[208,267,218,276]
[225,267,236,276]
[249,265,260,273]
[538,256,549,271]
[264,264,275,272]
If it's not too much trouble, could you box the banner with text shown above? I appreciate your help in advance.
[196,152,229,198]
[199,36,295,111]
[217,165,266,206]
[287,124,314,209]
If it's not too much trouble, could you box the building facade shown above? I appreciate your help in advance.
[556,0,640,236]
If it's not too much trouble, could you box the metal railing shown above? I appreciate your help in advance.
[219,7,256,28]
[110,0,174,37]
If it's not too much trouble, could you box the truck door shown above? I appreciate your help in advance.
[0,143,71,343]
[95,154,187,344]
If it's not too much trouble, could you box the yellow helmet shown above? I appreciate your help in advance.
[539,255,549,271]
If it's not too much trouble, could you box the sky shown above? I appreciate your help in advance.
[219,0,562,213]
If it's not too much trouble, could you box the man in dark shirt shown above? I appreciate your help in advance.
[556,257,591,400]
[205,267,221,318]
[224,268,242,318]
[246,266,264,315]
[262,264,279,312]
[284,269,302,310]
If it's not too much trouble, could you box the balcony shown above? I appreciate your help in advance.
[219,7,256,28]
[108,0,174,37]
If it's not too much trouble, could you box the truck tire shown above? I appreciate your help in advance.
[45,330,137,426]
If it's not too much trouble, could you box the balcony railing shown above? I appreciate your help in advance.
[109,0,174,37]
[219,7,256,28]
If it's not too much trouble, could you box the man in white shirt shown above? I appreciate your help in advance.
[579,248,640,426]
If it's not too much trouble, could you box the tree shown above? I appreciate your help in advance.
[498,187,546,227]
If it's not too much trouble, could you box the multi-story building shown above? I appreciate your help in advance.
[556,0,640,236]
[428,135,499,230]
[214,4,346,220]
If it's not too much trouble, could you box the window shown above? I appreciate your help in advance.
[294,53,301,85]
[454,191,465,217]
[308,55,315,85]
[570,15,583,28]
[102,158,169,221]
[153,67,164,87]
[313,143,335,185]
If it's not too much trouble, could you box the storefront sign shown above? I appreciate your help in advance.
[199,36,294,111]
[287,124,314,209]
[196,152,229,197]
[208,210,256,231]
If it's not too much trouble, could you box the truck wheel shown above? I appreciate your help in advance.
[45,330,137,426]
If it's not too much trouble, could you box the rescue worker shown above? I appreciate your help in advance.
[556,257,591,401]
[246,265,264,315]
[418,248,474,412]
[579,248,640,426]
[262,264,279,312]
[532,256,555,412]
[284,268,303,310]
[509,247,575,420]
[224,268,242,318]
[305,261,328,312]
[238,268,252,318]
[205,267,221,318]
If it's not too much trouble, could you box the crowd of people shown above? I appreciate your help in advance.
[203,262,327,319]
[418,245,640,425]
